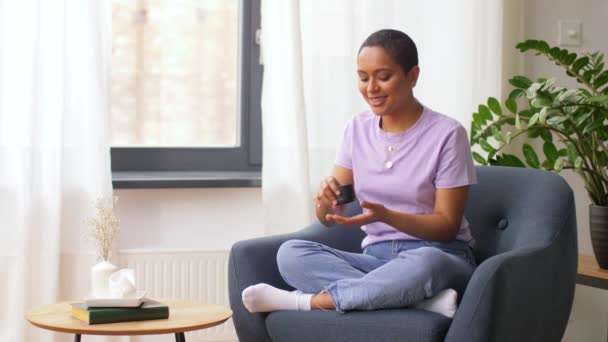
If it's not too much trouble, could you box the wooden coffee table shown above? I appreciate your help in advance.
[25,299,232,341]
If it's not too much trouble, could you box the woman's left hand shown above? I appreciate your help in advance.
[326,200,388,226]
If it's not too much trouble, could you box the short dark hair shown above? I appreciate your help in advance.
[359,29,418,74]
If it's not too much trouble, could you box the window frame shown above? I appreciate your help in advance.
[110,0,262,188]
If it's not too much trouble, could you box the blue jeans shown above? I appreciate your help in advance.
[276,239,476,312]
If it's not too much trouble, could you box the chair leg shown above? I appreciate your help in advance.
[175,332,186,341]
[74,334,81,342]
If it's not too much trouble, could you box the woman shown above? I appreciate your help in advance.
[242,29,477,318]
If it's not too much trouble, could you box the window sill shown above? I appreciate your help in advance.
[112,171,261,189]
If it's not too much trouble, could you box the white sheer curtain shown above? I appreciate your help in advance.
[261,0,521,233]
[0,1,112,341]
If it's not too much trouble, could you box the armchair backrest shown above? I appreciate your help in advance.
[465,166,576,263]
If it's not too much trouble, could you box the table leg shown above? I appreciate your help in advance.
[175,332,186,341]
[74,334,81,342]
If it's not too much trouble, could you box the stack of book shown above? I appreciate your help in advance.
[70,299,169,325]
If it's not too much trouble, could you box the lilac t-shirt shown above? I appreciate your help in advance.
[335,106,477,248]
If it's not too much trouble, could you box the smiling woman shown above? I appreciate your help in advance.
[242,29,477,317]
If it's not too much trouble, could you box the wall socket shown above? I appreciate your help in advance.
[558,20,582,46]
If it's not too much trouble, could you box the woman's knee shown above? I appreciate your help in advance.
[399,246,474,290]
[276,239,318,275]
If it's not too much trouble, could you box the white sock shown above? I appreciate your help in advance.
[413,288,458,318]
[242,283,312,313]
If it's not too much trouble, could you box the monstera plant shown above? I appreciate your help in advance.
[470,39,608,267]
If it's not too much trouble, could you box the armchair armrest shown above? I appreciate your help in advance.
[228,203,364,342]
[445,210,577,342]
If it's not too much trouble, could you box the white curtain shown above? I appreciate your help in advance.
[0,1,112,341]
[261,0,522,233]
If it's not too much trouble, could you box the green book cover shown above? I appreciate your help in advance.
[71,299,169,325]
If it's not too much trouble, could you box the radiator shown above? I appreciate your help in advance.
[118,250,237,342]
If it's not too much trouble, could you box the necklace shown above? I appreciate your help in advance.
[379,105,425,170]
[379,118,403,170]
[385,144,395,169]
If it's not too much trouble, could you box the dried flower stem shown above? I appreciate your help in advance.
[88,196,120,261]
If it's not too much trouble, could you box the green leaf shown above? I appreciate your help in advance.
[472,121,482,133]
[593,70,608,89]
[583,120,606,135]
[509,76,532,89]
[546,115,569,127]
[564,52,577,65]
[538,40,551,53]
[505,98,517,114]
[473,112,482,126]
[543,141,559,162]
[526,83,542,99]
[580,88,593,98]
[516,40,535,52]
[575,111,594,127]
[491,126,504,143]
[557,89,579,103]
[472,152,487,165]
[539,107,548,124]
[523,144,540,168]
[528,128,542,138]
[505,131,513,144]
[515,113,522,129]
[583,70,593,83]
[528,112,540,127]
[542,160,554,170]
[478,105,493,121]
[554,158,565,172]
[540,130,552,142]
[488,97,502,116]
[508,88,525,100]
[479,138,495,153]
[497,154,526,167]
[588,95,608,104]
[574,156,584,170]
[531,96,552,108]
[518,109,533,118]
[549,47,561,60]
[567,143,577,163]
[572,56,589,73]
[541,78,556,91]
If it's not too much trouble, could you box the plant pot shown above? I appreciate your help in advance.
[91,260,118,298]
[590,205,608,269]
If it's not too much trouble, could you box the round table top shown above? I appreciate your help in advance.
[25,299,232,336]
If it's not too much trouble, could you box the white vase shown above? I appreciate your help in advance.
[91,260,118,298]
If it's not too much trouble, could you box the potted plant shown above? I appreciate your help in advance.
[88,196,120,297]
[470,39,608,267]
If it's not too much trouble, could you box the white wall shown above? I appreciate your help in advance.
[522,1,608,341]
[114,188,265,251]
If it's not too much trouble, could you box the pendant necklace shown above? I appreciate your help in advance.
[381,103,423,170]
[381,119,402,170]
[385,144,395,169]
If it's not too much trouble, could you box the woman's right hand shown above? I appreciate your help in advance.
[315,166,353,226]
[315,176,342,210]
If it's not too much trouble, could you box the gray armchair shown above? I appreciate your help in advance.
[228,166,577,342]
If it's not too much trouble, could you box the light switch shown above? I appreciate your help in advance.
[558,20,582,46]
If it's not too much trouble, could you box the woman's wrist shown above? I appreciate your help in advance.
[379,206,394,225]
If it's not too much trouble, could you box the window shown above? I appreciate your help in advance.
[110,0,262,188]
